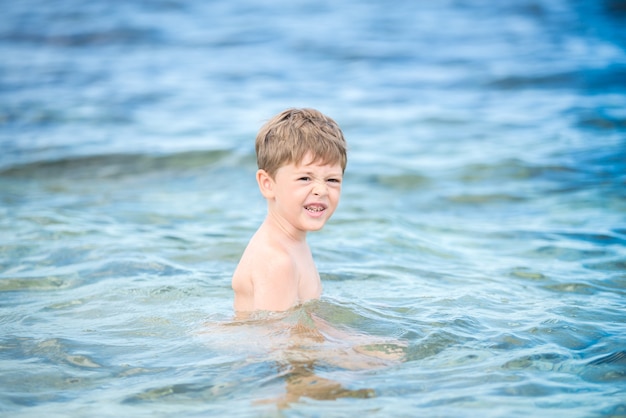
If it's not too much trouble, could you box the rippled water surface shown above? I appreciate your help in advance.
[1,0,626,416]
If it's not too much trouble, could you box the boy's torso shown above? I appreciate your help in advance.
[232,223,322,312]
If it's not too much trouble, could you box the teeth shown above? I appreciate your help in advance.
[306,206,323,212]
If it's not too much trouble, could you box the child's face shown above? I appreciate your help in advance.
[269,153,343,236]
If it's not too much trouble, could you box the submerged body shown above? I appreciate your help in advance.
[200,303,406,408]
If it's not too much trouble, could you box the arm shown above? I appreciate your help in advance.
[252,252,300,312]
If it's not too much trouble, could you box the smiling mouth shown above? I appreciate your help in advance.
[305,204,326,213]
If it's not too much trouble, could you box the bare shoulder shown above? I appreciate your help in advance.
[232,228,299,311]
[238,224,295,275]
[255,245,296,283]
[252,246,299,311]
[235,229,289,273]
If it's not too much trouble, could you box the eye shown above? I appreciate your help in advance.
[298,176,311,181]
[327,178,342,184]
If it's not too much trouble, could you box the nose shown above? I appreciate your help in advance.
[312,180,328,196]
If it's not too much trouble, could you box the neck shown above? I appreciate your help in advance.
[265,211,307,243]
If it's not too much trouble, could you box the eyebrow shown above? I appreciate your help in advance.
[295,170,343,177]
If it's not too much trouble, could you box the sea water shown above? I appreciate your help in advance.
[1,0,625,416]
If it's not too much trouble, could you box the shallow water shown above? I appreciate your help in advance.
[1,0,626,416]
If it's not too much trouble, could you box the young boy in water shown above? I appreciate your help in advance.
[232,108,347,313]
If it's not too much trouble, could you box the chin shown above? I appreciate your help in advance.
[305,222,326,232]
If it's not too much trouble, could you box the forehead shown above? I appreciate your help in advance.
[295,153,342,172]
[298,152,342,168]
[278,156,343,176]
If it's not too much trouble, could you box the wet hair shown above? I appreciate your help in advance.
[255,108,347,178]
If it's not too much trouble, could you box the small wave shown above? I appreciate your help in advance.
[557,231,626,247]
[588,351,626,366]
[0,275,72,292]
[486,66,626,92]
[583,351,626,384]
[528,244,613,262]
[501,351,571,372]
[542,282,598,295]
[0,149,240,180]
[372,172,431,190]
[585,259,626,273]
[487,72,578,90]
[455,159,581,183]
[578,113,626,131]
[1,27,163,48]
[445,193,527,204]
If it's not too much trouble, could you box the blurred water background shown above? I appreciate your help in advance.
[1,0,625,416]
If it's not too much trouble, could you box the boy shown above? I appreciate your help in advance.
[232,108,347,314]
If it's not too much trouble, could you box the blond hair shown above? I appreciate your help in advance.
[255,108,347,178]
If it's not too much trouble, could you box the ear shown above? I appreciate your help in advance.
[256,169,275,199]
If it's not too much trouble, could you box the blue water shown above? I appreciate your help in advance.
[1,0,626,416]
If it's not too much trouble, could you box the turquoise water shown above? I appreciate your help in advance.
[1,0,626,416]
